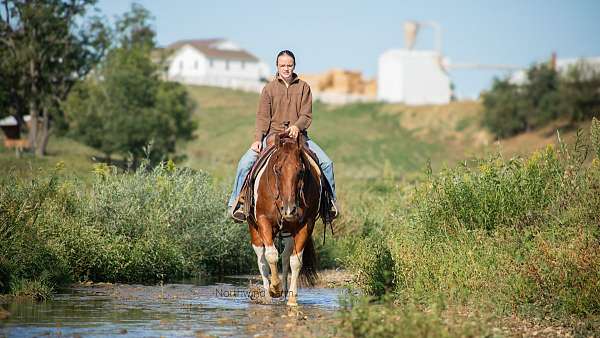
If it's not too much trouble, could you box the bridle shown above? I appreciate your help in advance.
[267,143,307,230]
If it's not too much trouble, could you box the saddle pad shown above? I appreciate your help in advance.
[252,153,272,221]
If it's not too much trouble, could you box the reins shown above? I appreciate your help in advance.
[266,141,307,231]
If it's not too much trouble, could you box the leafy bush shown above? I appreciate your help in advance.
[482,61,600,138]
[342,227,394,297]
[53,162,254,281]
[0,169,72,296]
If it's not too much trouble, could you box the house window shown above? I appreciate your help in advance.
[194,60,198,70]
[179,61,183,70]
[225,60,229,71]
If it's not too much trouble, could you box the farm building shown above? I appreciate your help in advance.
[162,39,270,92]
[377,21,452,105]
[377,49,451,105]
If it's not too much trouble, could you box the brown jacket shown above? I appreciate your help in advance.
[255,73,312,141]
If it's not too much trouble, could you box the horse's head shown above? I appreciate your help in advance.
[272,133,306,222]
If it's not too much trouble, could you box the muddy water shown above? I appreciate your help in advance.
[0,276,348,337]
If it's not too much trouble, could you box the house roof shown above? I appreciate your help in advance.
[166,39,259,62]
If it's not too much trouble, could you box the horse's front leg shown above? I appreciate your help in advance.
[281,235,294,298]
[249,222,270,299]
[257,216,282,298]
[288,225,310,306]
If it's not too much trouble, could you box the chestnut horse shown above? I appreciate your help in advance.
[248,133,320,306]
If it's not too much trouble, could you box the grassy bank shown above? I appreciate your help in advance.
[0,161,254,298]
[339,120,600,336]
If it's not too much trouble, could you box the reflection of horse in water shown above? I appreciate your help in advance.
[247,132,321,306]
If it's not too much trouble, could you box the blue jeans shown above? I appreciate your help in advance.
[228,138,336,207]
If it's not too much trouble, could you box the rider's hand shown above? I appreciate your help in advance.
[251,141,262,153]
[286,125,300,139]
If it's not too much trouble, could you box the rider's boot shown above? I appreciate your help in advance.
[229,196,247,223]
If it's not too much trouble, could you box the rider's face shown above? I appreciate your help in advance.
[277,55,295,81]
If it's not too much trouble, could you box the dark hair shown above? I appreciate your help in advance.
[276,50,296,66]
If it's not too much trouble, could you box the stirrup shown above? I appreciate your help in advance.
[229,204,246,223]
[325,199,339,223]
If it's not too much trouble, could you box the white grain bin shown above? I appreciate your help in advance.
[377,49,451,105]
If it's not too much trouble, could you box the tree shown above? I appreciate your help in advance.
[525,63,560,128]
[64,4,196,164]
[0,0,109,156]
[482,60,600,138]
[559,61,600,122]
[482,78,529,138]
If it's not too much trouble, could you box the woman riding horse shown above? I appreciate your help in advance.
[226,50,338,305]
[227,50,338,222]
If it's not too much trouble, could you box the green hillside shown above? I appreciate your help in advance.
[3,85,587,182]
[183,86,446,182]
[0,85,587,196]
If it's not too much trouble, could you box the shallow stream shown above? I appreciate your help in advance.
[0,276,347,337]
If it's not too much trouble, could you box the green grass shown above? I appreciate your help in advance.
[0,136,98,182]
[9,278,54,301]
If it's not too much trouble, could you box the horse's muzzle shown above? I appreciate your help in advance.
[281,204,298,221]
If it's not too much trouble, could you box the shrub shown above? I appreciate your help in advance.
[343,227,394,297]
[53,162,254,281]
[0,169,72,296]
[412,145,564,233]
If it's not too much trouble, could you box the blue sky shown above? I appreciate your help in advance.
[96,0,600,98]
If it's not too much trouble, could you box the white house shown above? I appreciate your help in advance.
[377,49,451,105]
[164,39,271,92]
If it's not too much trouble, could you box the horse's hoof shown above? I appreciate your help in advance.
[269,284,282,298]
[269,290,282,298]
